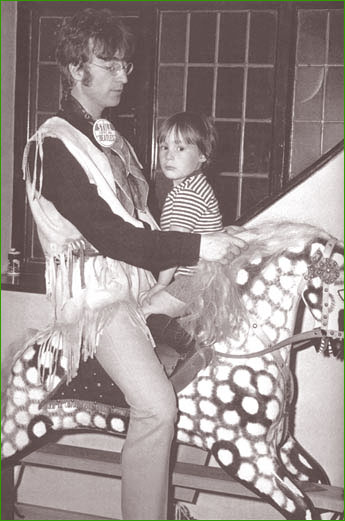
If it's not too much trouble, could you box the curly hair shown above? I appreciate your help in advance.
[158,112,218,168]
[56,8,134,93]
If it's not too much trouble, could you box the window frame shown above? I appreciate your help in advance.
[10,1,343,276]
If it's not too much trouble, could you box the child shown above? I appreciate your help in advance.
[140,112,223,323]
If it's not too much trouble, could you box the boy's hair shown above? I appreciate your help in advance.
[56,8,134,93]
[158,112,218,166]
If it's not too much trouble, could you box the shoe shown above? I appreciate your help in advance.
[146,314,195,354]
[170,345,213,393]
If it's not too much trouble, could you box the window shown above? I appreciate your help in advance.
[153,4,343,223]
[11,1,343,273]
[12,2,155,269]
[155,9,278,223]
[289,8,344,177]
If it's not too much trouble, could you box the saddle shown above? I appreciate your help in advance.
[45,315,213,411]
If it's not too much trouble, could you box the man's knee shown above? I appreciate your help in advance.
[152,383,177,427]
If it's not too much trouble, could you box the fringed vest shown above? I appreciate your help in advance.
[22,117,157,389]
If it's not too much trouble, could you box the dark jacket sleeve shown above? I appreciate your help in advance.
[37,138,200,272]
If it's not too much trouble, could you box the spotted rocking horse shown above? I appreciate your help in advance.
[1,222,344,520]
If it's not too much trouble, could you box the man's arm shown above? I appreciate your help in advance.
[34,139,246,271]
[38,138,200,272]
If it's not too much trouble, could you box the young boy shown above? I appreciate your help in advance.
[141,112,223,319]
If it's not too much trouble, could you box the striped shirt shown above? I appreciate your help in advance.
[160,171,223,276]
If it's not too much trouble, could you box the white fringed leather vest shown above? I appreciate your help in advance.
[22,117,157,387]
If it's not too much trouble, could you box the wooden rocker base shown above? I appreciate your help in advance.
[3,442,343,520]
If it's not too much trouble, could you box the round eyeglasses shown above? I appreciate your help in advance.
[89,61,134,76]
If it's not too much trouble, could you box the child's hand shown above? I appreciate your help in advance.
[139,283,166,307]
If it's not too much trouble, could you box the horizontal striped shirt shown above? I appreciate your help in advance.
[160,171,223,276]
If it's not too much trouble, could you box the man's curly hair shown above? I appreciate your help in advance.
[56,8,134,92]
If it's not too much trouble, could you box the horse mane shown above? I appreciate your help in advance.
[179,221,333,348]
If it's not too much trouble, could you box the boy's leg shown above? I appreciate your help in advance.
[143,275,213,392]
[142,287,187,318]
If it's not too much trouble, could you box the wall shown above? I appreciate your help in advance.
[1,1,17,273]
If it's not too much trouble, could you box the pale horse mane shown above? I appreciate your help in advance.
[179,221,334,348]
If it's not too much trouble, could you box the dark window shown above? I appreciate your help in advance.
[11,2,344,275]
[289,7,344,177]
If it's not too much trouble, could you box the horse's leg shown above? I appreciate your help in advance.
[279,433,330,484]
[1,342,57,460]
[211,440,320,520]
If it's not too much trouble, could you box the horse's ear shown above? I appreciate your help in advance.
[302,287,322,322]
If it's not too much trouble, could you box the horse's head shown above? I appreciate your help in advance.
[179,224,343,361]
[302,238,344,358]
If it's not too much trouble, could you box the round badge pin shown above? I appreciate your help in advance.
[93,119,116,147]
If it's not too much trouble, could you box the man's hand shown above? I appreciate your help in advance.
[199,228,248,262]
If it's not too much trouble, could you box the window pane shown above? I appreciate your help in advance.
[214,122,241,173]
[118,68,139,114]
[294,66,323,120]
[214,176,238,225]
[323,123,344,154]
[160,13,187,63]
[216,67,243,118]
[114,115,135,145]
[329,10,344,64]
[249,11,277,64]
[297,11,327,64]
[246,68,274,119]
[219,12,246,64]
[290,8,343,179]
[189,13,216,63]
[243,123,272,174]
[241,177,269,214]
[32,226,44,259]
[186,67,213,115]
[39,17,63,62]
[325,67,344,121]
[290,122,321,177]
[37,65,60,112]
[158,67,184,116]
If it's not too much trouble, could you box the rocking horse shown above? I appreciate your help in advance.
[1,222,344,520]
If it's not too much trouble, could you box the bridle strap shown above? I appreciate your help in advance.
[321,238,337,329]
[215,327,343,360]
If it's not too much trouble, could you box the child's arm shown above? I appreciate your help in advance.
[139,268,176,308]
[139,224,191,308]
[157,266,177,287]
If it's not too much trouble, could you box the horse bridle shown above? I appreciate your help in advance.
[214,238,344,360]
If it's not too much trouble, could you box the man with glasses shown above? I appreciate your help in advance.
[23,8,246,520]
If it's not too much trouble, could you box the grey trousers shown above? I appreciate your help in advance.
[96,303,177,520]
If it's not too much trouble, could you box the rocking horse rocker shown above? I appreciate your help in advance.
[2,222,344,520]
